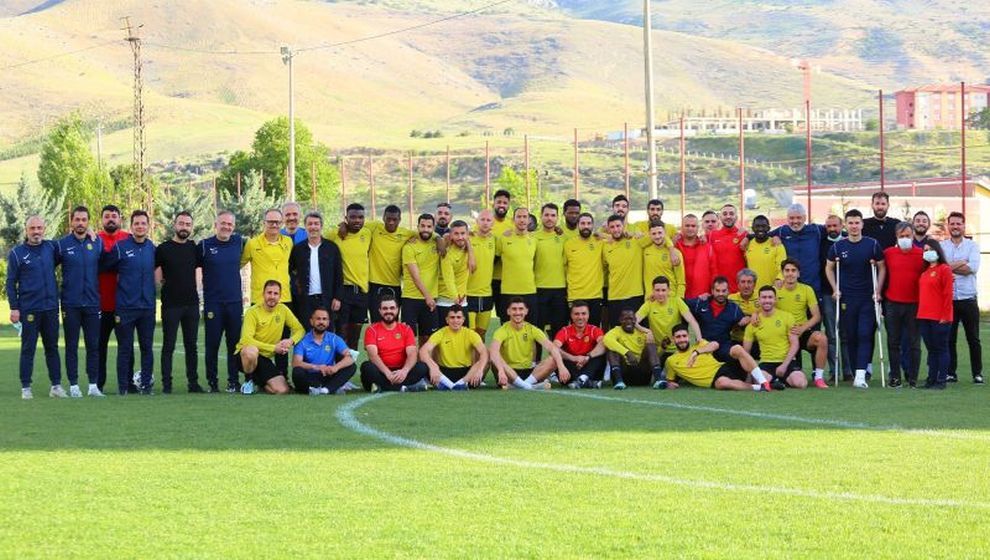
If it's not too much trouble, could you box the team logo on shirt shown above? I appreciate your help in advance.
[394,332,401,339]
[625,241,631,249]
[775,320,782,327]
[522,333,529,341]
[207,312,215,319]
[795,294,802,302]
[209,247,219,255]
[274,316,282,324]
[115,316,121,324]
[26,314,34,323]
[733,238,739,244]
[583,336,589,342]
[86,243,93,251]
[324,345,331,352]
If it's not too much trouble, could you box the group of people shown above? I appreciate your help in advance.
[7,189,983,399]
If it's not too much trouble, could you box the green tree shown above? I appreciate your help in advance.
[0,174,65,249]
[864,118,879,131]
[967,107,990,130]
[155,184,216,241]
[494,167,540,208]
[37,113,112,212]
[219,172,278,238]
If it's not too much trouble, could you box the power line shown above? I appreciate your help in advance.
[0,40,119,71]
[142,42,278,55]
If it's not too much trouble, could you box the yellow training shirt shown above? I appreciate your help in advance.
[664,341,724,387]
[427,326,483,368]
[328,226,372,292]
[776,282,818,325]
[563,236,605,301]
[493,321,546,370]
[728,292,759,341]
[497,232,537,294]
[491,217,513,280]
[236,303,305,359]
[368,221,414,287]
[467,233,497,297]
[643,244,686,298]
[603,236,647,300]
[603,326,647,361]
[637,298,691,352]
[745,240,786,289]
[241,233,293,304]
[534,229,566,289]
[743,310,795,362]
[439,244,469,301]
[402,237,443,300]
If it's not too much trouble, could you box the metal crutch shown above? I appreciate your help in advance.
[871,261,887,388]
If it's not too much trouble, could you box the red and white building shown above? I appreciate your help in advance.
[895,84,990,130]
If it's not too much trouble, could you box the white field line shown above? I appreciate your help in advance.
[336,394,990,510]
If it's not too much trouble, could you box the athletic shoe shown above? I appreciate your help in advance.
[319,387,330,395]
[132,371,143,389]
[770,379,787,391]
[813,378,829,389]
[21,387,33,400]
[853,378,869,389]
[451,383,468,391]
[946,374,958,383]
[188,384,205,394]
[613,381,627,391]
[888,377,902,388]
[308,387,322,396]
[208,383,220,394]
[652,380,668,390]
[226,382,241,393]
[437,384,452,391]
[566,381,581,390]
[548,373,560,385]
[49,385,68,398]
[139,387,153,396]
[87,386,105,397]
[759,381,773,392]
[974,375,984,385]
[241,380,255,395]
[370,383,381,394]
[342,381,360,392]
[908,380,917,388]
[69,385,83,398]
[401,379,428,393]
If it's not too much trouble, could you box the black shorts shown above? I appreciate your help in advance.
[712,344,738,364]
[607,295,644,327]
[402,298,439,336]
[466,295,494,313]
[760,361,802,379]
[440,366,471,382]
[711,362,747,386]
[338,285,369,324]
[239,355,282,386]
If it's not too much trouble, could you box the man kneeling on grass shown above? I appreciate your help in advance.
[420,305,488,390]
[489,297,567,390]
[742,285,805,390]
[236,280,306,395]
[360,295,429,392]
[603,308,662,390]
[662,324,772,391]
[291,307,358,395]
[553,300,607,389]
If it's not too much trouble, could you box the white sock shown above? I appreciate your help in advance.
[453,379,467,387]
[751,384,762,391]
[577,374,588,384]
[813,368,824,380]
[88,383,97,390]
[512,378,532,390]
[750,368,767,384]
[524,374,538,385]
[855,369,866,382]
[866,364,873,374]
[70,384,79,390]
[438,375,454,389]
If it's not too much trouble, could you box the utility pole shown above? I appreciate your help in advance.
[122,16,146,208]
[95,122,103,169]
[281,46,296,202]
[643,0,659,199]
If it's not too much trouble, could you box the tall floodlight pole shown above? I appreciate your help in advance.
[643,0,659,199]
[281,46,296,202]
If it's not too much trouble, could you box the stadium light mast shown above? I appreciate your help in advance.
[281,46,296,202]
[643,0,659,200]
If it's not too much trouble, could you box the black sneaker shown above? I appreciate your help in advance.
[974,375,984,385]
[188,384,205,394]
[908,380,917,388]
[946,374,958,383]
[226,382,241,393]
[889,377,902,388]
[162,384,173,395]
[139,387,153,395]
[208,383,220,393]
[771,379,787,391]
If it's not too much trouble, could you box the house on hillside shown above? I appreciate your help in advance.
[895,84,990,130]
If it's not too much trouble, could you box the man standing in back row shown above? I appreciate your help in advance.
[198,210,245,392]
[941,211,982,384]
[57,207,104,397]
[156,211,203,393]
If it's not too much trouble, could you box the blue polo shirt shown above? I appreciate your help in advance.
[827,237,884,296]
[281,227,308,245]
[772,224,826,292]
[293,330,350,368]
[686,297,745,347]
[198,234,244,305]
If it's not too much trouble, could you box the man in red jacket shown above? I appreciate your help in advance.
[97,204,132,392]
[708,204,747,292]
[676,214,717,299]
[883,222,925,387]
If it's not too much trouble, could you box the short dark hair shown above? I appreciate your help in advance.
[449,219,468,230]
[436,202,452,210]
[845,209,863,221]
[101,204,121,216]
[781,258,801,272]
[711,276,729,290]
[702,210,717,218]
[912,210,930,221]
[612,194,629,206]
[871,192,889,203]
[304,211,323,225]
[174,211,192,222]
[513,207,529,218]
[563,199,581,211]
[578,212,594,222]
[758,285,776,296]
[445,304,464,317]
[652,275,671,288]
[70,206,89,220]
[378,293,398,308]
[570,300,589,312]
[493,189,511,200]
[130,209,149,224]
[346,203,365,213]
[671,323,689,336]
[606,214,624,224]
[648,218,665,230]
[383,204,401,216]
[947,211,965,223]
[541,202,559,214]
[310,306,330,318]
[417,213,435,225]
[263,279,282,292]
[752,214,769,225]
[647,198,663,208]
[507,296,527,309]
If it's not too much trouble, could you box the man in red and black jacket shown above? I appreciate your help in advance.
[553,301,606,388]
[96,204,132,392]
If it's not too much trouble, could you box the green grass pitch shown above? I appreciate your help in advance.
[1,325,988,558]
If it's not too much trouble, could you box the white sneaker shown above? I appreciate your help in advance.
[21,387,33,400]
[308,387,322,396]
[341,381,359,392]
[241,380,255,395]
[87,385,105,397]
[69,385,83,398]
[853,376,869,389]
[49,385,68,398]
[319,387,330,395]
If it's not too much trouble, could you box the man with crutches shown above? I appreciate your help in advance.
[826,210,885,389]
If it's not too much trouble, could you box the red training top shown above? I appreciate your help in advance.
[365,322,416,370]
[675,238,717,299]
[708,226,747,292]
[883,246,925,303]
[98,229,132,312]
[916,263,954,322]
[554,323,605,356]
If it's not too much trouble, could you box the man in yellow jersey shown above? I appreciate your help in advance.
[603,214,648,327]
[438,220,470,320]
[467,209,497,336]
[490,297,565,389]
[563,213,606,327]
[490,189,513,321]
[631,199,679,239]
[643,221,686,298]
[420,305,488,390]
[366,205,411,323]
[328,203,372,349]
[241,208,293,306]
[497,207,538,322]
[534,203,568,338]
[776,259,829,389]
[728,268,759,342]
[402,213,453,345]
[635,276,703,377]
[745,215,787,288]
[604,309,662,389]
[561,199,582,239]
[743,285,805,389]
[663,323,772,391]
[236,280,306,395]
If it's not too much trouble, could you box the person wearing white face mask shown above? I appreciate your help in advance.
[916,239,955,389]
[882,222,925,387]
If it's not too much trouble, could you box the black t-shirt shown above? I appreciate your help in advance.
[155,239,199,308]
[862,216,898,250]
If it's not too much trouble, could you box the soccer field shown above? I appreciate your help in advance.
[2,329,988,559]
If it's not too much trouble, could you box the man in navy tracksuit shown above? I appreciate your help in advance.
[686,275,752,364]
[101,210,157,395]
[197,210,245,392]
[826,209,885,389]
[56,206,104,397]
[7,216,64,399]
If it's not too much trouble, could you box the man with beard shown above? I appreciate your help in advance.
[819,214,849,380]
[329,203,372,349]
[941,211,982,384]
[603,214,648,327]
[663,324,772,391]
[771,203,826,295]
[291,307,357,396]
[236,280,306,395]
[611,194,630,223]
[709,204,747,292]
[467,210,498,336]
[635,276,704,383]
[604,308,663,389]
[534,203,569,340]
[56,207,104,397]
[912,211,931,248]
[743,286,805,390]
[434,202,453,236]
[643,221,685,299]
[437,220,470,320]
[863,191,899,250]
[97,204,132,393]
[198,211,246,393]
[775,259,829,389]
[563,213,605,326]
[288,211,343,331]
[279,201,307,244]
[402,213,450,345]
[489,297,563,390]
[101,210,157,395]
[490,190,513,321]
[8,216,64,399]
[365,205,418,323]
[360,295,429,392]
[561,199,581,239]
[497,207,538,323]
[420,305,488,390]
[675,214,717,299]
[744,215,786,289]
[553,301,607,388]
[686,276,751,365]
[155,211,203,393]
[632,199,678,239]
